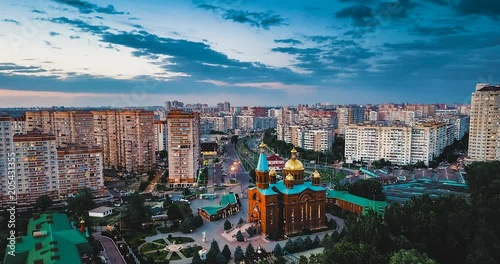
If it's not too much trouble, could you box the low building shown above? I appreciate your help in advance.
[3,212,93,264]
[198,192,240,221]
[267,154,285,171]
[326,190,387,216]
[88,206,114,218]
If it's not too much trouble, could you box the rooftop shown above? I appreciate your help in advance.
[251,180,326,196]
[326,190,387,214]
[88,206,114,214]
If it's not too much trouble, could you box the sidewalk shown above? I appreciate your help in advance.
[93,232,126,264]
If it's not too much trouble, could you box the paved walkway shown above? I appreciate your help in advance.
[93,232,126,264]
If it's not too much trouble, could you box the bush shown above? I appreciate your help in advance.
[236,231,245,242]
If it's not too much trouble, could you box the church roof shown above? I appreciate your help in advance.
[268,180,326,195]
[256,152,269,171]
[326,190,387,215]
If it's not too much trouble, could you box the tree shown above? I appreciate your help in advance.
[35,195,53,211]
[245,243,255,258]
[313,235,321,247]
[68,188,95,217]
[284,239,296,253]
[183,188,191,197]
[236,230,245,242]
[222,244,231,261]
[123,193,152,229]
[234,246,244,262]
[298,255,309,264]
[192,251,203,264]
[194,214,204,228]
[163,195,172,209]
[167,203,183,221]
[216,251,228,264]
[139,181,149,192]
[246,226,256,237]
[390,249,437,264]
[224,219,232,231]
[348,179,385,201]
[304,236,314,250]
[238,217,245,226]
[273,243,283,257]
[207,239,220,263]
[231,135,239,145]
[181,217,194,233]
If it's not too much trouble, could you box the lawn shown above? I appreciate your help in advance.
[149,249,170,262]
[152,239,166,244]
[180,246,203,258]
[168,236,194,244]
[169,252,182,261]
[141,243,165,253]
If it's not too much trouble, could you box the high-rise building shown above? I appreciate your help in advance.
[92,110,155,172]
[345,123,447,165]
[337,105,364,135]
[302,129,334,152]
[0,115,14,207]
[25,111,95,147]
[468,84,500,161]
[167,110,200,187]
[11,115,26,135]
[57,145,105,198]
[11,132,59,205]
[154,120,168,152]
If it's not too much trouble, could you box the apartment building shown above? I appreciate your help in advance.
[236,115,255,131]
[25,111,94,147]
[337,105,364,135]
[0,116,14,207]
[11,132,59,205]
[167,110,200,187]
[154,120,168,152]
[303,129,334,152]
[57,145,105,198]
[92,110,155,172]
[11,115,26,135]
[468,84,500,161]
[345,123,447,165]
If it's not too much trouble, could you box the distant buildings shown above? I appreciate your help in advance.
[337,105,364,135]
[154,120,168,152]
[167,110,200,187]
[345,122,448,165]
[0,115,14,206]
[277,125,334,152]
[468,84,500,161]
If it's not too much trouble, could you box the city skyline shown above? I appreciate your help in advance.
[0,0,498,107]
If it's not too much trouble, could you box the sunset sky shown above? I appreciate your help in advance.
[0,0,498,107]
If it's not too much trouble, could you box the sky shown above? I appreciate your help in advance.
[0,0,498,107]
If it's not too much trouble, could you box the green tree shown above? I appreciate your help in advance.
[68,188,95,217]
[139,181,149,192]
[348,179,385,201]
[304,236,314,250]
[123,193,152,229]
[238,217,245,226]
[194,214,204,228]
[222,244,231,261]
[298,255,309,264]
[192,251,203,264]
[390,249,437,264]
[183,187,191,197]
[284,238,296,253]
[216,251,228,264]
[163,195,172,209]
[234,246,244,262]
[181,217,194,233]
[207,239,220,263]
[224,219,232,231]
[236,230,245,242]
[35,194,53,211]
[167,203,183,221]
[245,243,255,258]
[313,235,321,248]
[273,243,283,257]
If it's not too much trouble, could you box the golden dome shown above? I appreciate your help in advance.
[290,148,297,154]
[269,169,277,176]
[285,174,294,181]
[313,170,321,178]
[259,142,267,148]
[284,159,304,170]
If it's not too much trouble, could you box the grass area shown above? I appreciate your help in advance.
[122,229,158,249]
[150,250,170,262]
[153,239,166,244]
[141,243,165,253]
[168,236,194,244]
[180,246,203,258]
[169,252,182,261]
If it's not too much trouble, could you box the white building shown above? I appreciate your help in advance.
[468,84,500,162]
[88,206,114,218]
[0,116,14,207]
[302,129,334,152]
[154,120,168,152]
[369,111,378,121]
[345,123,447,166]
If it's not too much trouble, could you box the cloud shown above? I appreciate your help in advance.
[383,32,500,51]
[0,63,47,74]
[2,19,20,25]
[456,0,500,17]
[31,9,46,14]
[421,0,449,6]
[335,5,375,27]
[69,35,81,39]
[274,38,302,45]
[200,80,315,92]
[197,4,286,29]
[412,24,465,36]
[48,17,110,34]
[53,0,127,15]
[305,35,336,43]
[49,31,61,37]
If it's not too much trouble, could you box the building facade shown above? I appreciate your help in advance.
[167,110,200,187]
[57,145,105,199]
[92,110,155,172]
[154,120,168,152]
[248,145,326,237]
[468,84,500,161]
[0,115,14,207]
[337,105,364,135]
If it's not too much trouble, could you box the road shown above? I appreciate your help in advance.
[143,169,166,194]
[93,232,126,264]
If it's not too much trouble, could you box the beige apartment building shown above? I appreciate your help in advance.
[25,111,95,147]
[468,84,500,161]
[345,122,447,165]
[92,110,156,172]
[57,145,105,199]
[167,110,200,187]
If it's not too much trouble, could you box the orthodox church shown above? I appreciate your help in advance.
[247,143,327,237]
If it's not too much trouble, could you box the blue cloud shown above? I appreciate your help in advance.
[48,17,110,34]
[49,31,61,37]
[53,0,127,15]
[0,63,47,74]
[2,19,20,25]
[197,4,287,29]
[274,38,302,45]
[456,0,500,17]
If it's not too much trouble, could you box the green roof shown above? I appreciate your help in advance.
[200,192,239,216]
[256,153,269,171]
[249,180,326,196]
[326,190,387,216]
[3,213,91,264]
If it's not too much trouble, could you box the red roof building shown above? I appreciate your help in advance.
[267,154,285,171]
